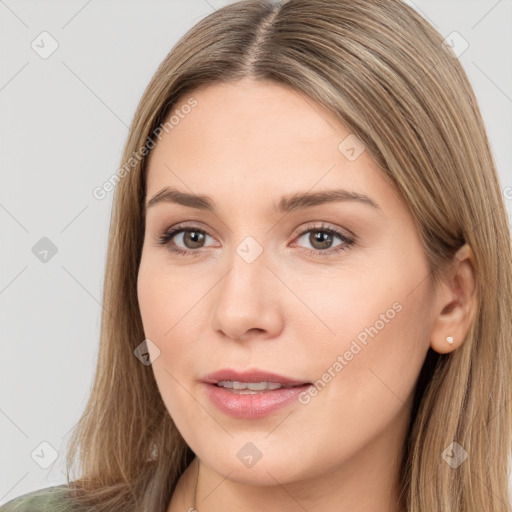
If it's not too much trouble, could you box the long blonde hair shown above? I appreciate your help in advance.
[65,1,512,510]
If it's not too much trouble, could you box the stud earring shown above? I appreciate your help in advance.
[446,336,454,344]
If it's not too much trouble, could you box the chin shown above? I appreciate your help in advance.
[195,439,315,486]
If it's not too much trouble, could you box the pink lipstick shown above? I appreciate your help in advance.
[200,368,312,419]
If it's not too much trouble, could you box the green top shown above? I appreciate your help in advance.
[0,484,77,512]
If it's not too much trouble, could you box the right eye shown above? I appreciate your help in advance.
[157,223,215,256]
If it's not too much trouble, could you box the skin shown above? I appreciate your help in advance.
[136,78,477,512]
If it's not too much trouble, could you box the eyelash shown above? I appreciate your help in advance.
[156,221,355,258]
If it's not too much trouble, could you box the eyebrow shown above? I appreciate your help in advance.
[145,186,381,213]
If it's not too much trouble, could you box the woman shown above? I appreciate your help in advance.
[2,0,511,510]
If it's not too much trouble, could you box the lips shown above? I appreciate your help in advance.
[200,368,310,387]
[200,368,313,419]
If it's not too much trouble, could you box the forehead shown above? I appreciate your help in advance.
[145,79,402,218]
[163,80,348,157]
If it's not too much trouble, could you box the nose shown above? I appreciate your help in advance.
[209,245,284,343]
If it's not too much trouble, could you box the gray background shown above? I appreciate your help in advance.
[1,0,511,504]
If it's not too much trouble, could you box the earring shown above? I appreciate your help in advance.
[446,336,454,344]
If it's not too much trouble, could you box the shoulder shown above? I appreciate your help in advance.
[0,484,77,512]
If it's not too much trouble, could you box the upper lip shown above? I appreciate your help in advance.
[201,368,310,386]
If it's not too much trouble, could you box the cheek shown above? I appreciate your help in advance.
[294,258,431,437]
[137,252,195,339]
[137,257,206,412]
[137,253,162,337]
[137,269,201,438]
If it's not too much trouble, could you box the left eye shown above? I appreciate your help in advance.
[157,222,355,258]
[290,223,356,257]
[294,226,352,253]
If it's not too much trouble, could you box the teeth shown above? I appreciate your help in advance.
[217,380,288,391]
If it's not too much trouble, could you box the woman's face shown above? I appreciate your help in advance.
[137,79,435,497]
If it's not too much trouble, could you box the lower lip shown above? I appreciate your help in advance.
[202,383,312,419]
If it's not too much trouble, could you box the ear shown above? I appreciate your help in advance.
[429,243,478,354]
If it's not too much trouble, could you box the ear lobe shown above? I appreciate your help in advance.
[429,243,478,355]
